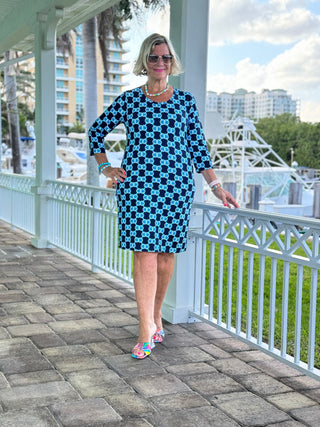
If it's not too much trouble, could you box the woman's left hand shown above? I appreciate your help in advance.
[212,186,240,208]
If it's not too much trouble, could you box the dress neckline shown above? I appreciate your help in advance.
[139,86,176,104]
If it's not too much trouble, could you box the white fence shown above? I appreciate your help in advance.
[1,172,320,378]
[46,180,133,283]
[190,202,320,378]
[0,173,35,234]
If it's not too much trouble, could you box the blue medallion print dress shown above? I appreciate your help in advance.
[88,87,213,253]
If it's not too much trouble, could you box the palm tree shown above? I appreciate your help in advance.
[4,51,22,174]
[58,0,168,186]
[82,18,99,186]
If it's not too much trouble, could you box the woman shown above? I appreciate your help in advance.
[89,33,239,359]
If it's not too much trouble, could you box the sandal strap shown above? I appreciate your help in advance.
[132,342,152,359]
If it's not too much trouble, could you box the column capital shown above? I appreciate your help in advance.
[37,8,63,50]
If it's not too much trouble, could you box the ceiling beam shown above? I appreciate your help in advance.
[0,0,120,54]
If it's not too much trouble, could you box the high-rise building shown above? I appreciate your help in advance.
[207,88,299,121]
[56,26,129,136]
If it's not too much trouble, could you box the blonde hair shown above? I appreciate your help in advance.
[133,33,182,76]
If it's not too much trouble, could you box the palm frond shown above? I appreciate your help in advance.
[97,7,122,79]
[56,33,74,59]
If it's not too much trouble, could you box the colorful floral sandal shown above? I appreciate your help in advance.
[152,329,165,343]
[132,340,155,359]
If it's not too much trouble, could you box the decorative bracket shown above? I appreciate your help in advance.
[37,8,63,50]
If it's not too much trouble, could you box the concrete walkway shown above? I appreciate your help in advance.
[1,221,320,426]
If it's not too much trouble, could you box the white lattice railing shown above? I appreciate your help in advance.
[190,202,320,378]
[46,180,133,283]
[0,173,35,234]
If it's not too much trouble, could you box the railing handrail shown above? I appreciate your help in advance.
[193,201,320,230]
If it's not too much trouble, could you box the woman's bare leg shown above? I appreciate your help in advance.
[154,253,175,330]
[133,251,158,343]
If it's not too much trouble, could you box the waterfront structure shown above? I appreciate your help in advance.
[207,88,300,120]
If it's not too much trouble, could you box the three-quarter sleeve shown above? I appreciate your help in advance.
[186,94,213,173]
[88,92,127,156]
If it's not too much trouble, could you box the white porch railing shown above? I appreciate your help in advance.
[46,180,133,283]
[0,172,320,379]
[190,202,320,379]
[0,173,35,234]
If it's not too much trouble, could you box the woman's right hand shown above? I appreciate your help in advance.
[102,166,126,184]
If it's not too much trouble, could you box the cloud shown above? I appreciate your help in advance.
[210,0,320,45]
[301,101,320,122]
[207,35,320,121]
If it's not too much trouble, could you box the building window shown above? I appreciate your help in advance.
[76,93,83,104]
[57,92,65,100]
[56,57,66,66]
[76,58,83,69]
[57,69,64,77]
[76,81,83,91]
[57,80,64,88]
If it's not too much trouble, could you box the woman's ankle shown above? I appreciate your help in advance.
[138,321,156,342]
[153,314,163,331]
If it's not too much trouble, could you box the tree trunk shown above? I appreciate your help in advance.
[82,18,99,187]
[4,51,22,174]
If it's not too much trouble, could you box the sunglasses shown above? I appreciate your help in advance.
[147,54,173,64]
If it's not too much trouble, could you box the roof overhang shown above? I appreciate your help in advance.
[0,0,120,55]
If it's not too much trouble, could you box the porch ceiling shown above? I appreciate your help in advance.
[0,0,120,55]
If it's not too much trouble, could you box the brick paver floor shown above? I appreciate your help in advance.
[0,220,320,426]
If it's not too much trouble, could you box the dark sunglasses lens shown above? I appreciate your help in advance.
[148,55,172,63]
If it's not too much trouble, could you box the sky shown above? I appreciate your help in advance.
[124,0,320,123]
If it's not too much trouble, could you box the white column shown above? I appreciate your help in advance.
[31,9,63,248]
[162,0,210,323]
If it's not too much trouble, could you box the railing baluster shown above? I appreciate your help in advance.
[281,229,291,358]
[200,240,207,316]
[110,215,114,272]
[217,244,224,325]
[269,258,277,351]
[257,224,266,346]
[294,265,303,364]
[193,236,202,314]
[114,216,118,274]
[308,268,318,371]
[281,262,290,358]
[236,220,244,335]
[106,215,110,270]
[257,254,265,346]
[246,252,254,340]
[208,242,215,321]
[226,246,233,330]
[128,249,132,282]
